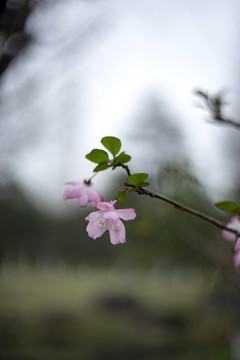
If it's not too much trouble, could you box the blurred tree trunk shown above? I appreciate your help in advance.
[0,0,34,77]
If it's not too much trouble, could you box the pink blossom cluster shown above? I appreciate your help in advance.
[222,217,240,267]
[63,181,136,245]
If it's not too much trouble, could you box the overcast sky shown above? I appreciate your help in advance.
[0,0,239,215]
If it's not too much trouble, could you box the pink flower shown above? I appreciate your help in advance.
[222,217,240,242]
[85,200,136,245]
[234,251,240,268]
[63,180,102,207]
[222,216,240,268]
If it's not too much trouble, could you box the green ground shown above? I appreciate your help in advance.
[0,264,234,359]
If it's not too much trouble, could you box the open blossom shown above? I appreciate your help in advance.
[63,180,102,207]
[222,216,240,268]
[222,217,240,242]
[85,200,136,245]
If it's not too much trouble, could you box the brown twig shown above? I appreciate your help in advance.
[136,187,239,236]
[212,117,240,130]
[114,162,131,177]
[116,161,240,239]
[195,90,240,130]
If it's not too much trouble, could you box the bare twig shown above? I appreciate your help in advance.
[114,162,131,177]
[136,187,239,236]
[195,90,240,131]
[212,118,240,130]
[116,161,240,239]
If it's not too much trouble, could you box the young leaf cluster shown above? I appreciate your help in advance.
[85,136,131,172]
[116,173,150,202]
[86,136,151,202]
[128,173,150,188]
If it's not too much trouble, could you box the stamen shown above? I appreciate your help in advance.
[97,219,109,230]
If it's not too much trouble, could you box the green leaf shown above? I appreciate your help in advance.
[85,149,109,163]
[116,190,128,202]
[101,136,121,156]
[111,157,119,167]
[128,173,149,187]
[118,152,131,163]
[215,201,238,213]
[140,181,150,187]
[93,162,110,172]
[214,97,222,107]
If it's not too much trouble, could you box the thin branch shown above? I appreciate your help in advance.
[114,162,131,177]
[116,161,240,239]
[195,89,240,131]
[211,117,240,130]
[136,187,239,235]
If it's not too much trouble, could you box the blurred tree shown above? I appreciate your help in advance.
[0,1,7,13]
[0,0,106,187]
[123,93,235,269]
[131,95,185,178]
[0,0,34,76]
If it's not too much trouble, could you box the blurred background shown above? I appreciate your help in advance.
[0,0,240,359]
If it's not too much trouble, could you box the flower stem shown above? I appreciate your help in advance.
[88,172,98,182]
[115,187,130,200]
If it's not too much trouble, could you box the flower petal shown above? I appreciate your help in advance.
[109,219,126,245]
[65,181,82,186]
[63,186,82,199]
[222,217,240,242]
[77,192,90,207]
[115,208,136,221]
[85,211,102,222]
[103,210,119,221]
[86,214,108,239]
[86,222,107,239]
[87,187,103,207]
[235,238,240,251]
[234,251,240,267]
[97,201,117,211]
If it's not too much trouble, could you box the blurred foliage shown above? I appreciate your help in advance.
[0,265,235,360]
[0,93,237,272]
[0,173,234,271]
[0,2,239,359]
